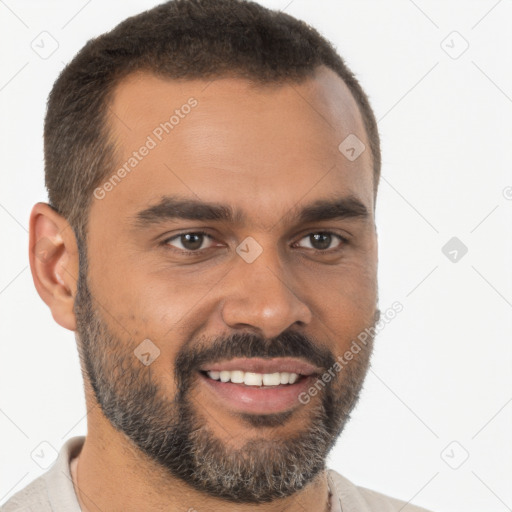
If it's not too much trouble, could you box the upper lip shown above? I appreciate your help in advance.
[199,357,322,376]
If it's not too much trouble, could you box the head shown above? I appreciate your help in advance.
[30,0,381,504]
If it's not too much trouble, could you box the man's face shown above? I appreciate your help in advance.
[75,65,379,502]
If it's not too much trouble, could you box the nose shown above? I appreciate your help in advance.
[220,242,313,339]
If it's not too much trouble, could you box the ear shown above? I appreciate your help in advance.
[29,202,80,331]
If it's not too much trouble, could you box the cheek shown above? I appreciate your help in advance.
[87,226,377,361]
[92,264,224,372]
[317,269,376,317]
[300,255,378,342]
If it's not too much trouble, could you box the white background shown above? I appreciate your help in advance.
[1,1,511,511]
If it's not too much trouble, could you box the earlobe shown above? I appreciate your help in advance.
[29,202,79,331]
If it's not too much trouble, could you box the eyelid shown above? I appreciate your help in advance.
[293,232,348,250]
[162,230,217,253]
[161,229,349,256]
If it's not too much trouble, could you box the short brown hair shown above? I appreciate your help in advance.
[44,0,381,245]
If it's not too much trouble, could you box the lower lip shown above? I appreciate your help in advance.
[199,372,315,414]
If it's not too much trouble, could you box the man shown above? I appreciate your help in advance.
[2,0,433,510]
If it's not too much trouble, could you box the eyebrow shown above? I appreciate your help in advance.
[131,194,369,230]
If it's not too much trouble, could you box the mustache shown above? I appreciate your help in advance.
[174,330,336,390]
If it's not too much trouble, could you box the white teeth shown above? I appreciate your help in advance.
[262,372,281,386]
[219,371,231,383]
[288,373,299,384]
[230,370,245,383]
[206,370,301,386]
[244,372,263,386]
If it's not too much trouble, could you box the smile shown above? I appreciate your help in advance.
[205,370,301,386]
[198,357,321,415]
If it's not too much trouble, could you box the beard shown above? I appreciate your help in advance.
[73,237,379,503]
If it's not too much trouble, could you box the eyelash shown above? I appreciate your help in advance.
[160,230,349,257]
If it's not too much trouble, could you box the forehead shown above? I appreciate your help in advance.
[92,65,374,230]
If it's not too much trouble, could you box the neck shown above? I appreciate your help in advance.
[72,408,332,512]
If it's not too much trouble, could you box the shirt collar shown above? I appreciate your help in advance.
[47,436,347,511]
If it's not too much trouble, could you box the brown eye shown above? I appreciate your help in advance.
[310,233,332,250]
[296,232,347,252]
[164,231,215,253]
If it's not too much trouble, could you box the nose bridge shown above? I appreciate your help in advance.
[220,237,312,338]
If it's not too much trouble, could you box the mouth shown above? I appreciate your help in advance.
[198,357,321,415]
[203,369,303,386]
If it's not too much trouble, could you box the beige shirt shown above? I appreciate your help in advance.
[0,436,433,511]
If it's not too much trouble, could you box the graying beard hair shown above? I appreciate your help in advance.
[73,238,374,503]
[185,402,331,501]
